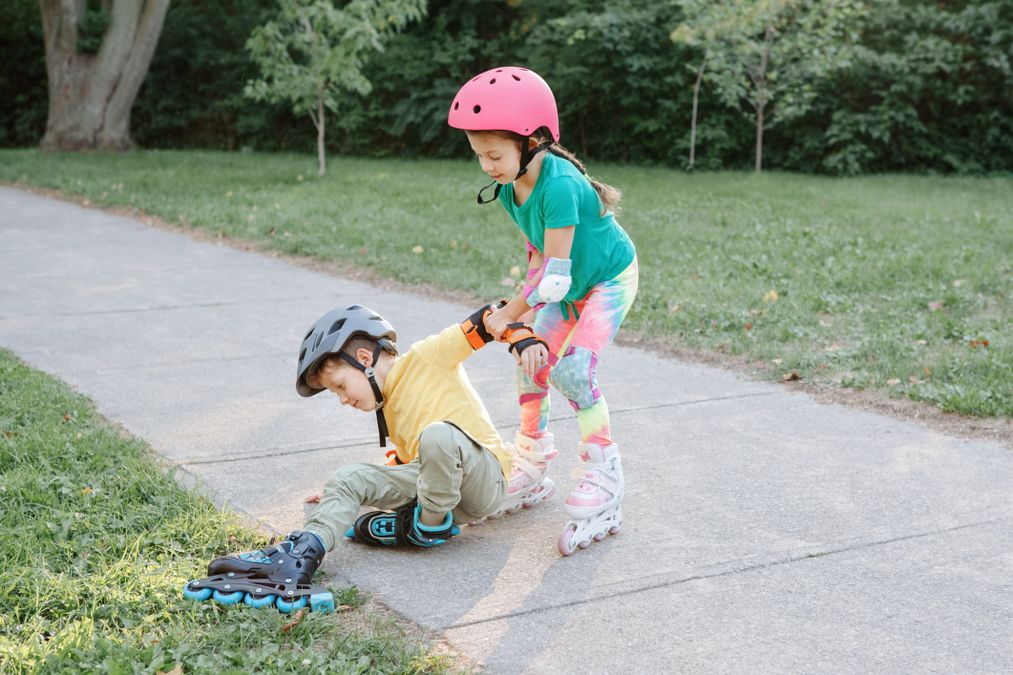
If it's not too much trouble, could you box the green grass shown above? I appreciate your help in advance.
[0,349,448,674]
[2,149,1010,417]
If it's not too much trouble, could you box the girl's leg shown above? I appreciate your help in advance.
[552,258,639,554]
[553,258,639,446]
[516,301,576,438]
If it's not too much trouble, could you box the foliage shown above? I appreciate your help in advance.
[2,0,1010,173]
[245,0,426,174]
[673,0,868,171]
[2,149,1010,416]
[0,0,47,147]
[132,0,300,151]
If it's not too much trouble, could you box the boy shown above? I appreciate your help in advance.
[183,303,549,613]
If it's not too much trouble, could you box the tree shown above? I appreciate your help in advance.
[245,0,426,177]
[38,0,171,151]
[673,0,866,172]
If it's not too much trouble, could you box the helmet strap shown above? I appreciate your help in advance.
[476,134,553,205]
[339,343,391,447]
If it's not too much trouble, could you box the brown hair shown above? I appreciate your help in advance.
[470,129,621,215]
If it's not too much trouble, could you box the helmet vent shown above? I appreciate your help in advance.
[328,319,346,335]
[313,333,322,350]
[473,105,481,114]
[347,304,362,310]
[304,327,314,339]
[453,101,459,110]
[496,69,503,72]
[512,74,521,81]
[369,314,382,321]
[489,78,496,84]
[299,348,306,363]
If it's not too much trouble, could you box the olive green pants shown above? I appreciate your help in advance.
[303,422,506,550]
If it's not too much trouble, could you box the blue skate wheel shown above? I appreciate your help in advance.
[309,592,335,613]
[212,589,245,605]
[182,582,212,602]
[276,595,308,613]
[244,592,277,609]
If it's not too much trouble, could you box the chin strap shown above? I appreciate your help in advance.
[339,341,391,448]
[476,137,554,205]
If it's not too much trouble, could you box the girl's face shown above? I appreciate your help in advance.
[467,132,522,184]
[309,354,377,411]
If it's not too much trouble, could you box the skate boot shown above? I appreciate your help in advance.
[346,501,460,547]
[484,432,557,520]
[182,531,335,613]
[558,443,624,556]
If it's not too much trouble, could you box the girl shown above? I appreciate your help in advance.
[447,66,639,555]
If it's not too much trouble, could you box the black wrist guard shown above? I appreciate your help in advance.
[461,304,496,350]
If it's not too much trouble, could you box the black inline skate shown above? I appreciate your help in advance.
[183,531,335,613]
[345,501,459,547]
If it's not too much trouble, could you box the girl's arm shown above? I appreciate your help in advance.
[489,226,576,337]
[543,226,575,259]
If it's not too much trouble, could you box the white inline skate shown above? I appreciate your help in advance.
[558,442,624,555]
[485,431,557,519]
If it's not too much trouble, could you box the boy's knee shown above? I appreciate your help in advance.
[418,422,457,455]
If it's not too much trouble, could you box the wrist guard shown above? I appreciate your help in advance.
[460,301,506,350]
[501,322,548,357]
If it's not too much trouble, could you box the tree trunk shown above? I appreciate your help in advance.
[317,89,326,177]
[689,58,705,171]
[38,0,171,151]
[753,27,774,173]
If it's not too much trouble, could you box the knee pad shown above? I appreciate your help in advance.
[551,346,601,411]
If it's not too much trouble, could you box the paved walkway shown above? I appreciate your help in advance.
[2,186,1010,673]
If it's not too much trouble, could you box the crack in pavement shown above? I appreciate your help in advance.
[442,517,1009,631]
[174,391,780,466]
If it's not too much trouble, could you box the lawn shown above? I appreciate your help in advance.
[0,349,447,674]
[1,149,1010,417]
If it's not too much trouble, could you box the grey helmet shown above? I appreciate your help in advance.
[296,305,398,446]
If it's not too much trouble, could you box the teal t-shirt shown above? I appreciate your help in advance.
[498,152,635,304]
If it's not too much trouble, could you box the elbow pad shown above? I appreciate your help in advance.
[526,257,572,306]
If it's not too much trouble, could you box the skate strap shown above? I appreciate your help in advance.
[569,466,620,492]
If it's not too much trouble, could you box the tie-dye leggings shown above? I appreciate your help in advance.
[517,256,639,447]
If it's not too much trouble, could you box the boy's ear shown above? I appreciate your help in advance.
[355,346,375,368]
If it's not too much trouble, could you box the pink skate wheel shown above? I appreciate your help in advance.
[558,525,578,556]
[593,533,606,542]
[608,524,621,535]
[577,539,591,549]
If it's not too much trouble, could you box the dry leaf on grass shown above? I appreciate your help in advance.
[281,608,306,632]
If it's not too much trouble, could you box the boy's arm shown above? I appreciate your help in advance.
[414,303,548,369]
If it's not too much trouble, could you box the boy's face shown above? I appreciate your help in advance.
[467,132,521,185]
[309,358,377,411]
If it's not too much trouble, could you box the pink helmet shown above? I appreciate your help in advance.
[448,66,560,142]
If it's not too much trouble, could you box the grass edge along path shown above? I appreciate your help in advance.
[1,149,1010,419]
[0,349,454,674]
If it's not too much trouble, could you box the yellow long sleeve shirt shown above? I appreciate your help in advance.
[380,324,513,478]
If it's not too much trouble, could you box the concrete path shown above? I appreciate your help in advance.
[2,186,1010,673]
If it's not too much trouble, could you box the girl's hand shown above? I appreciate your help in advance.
[516,342,549,380]
[485,306,513,341]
